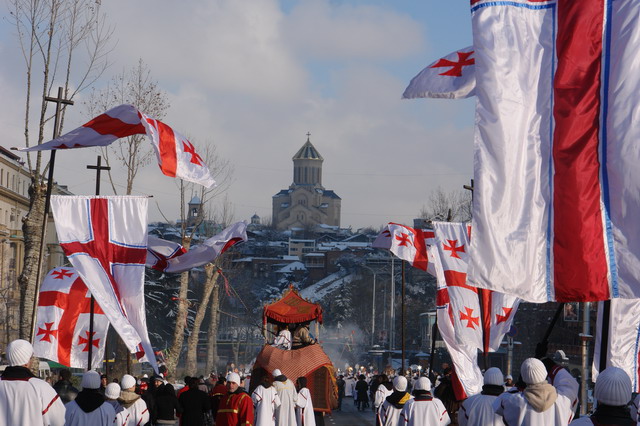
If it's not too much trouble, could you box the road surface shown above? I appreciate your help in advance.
[324,397,376,426]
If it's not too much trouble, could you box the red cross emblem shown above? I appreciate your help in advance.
[395,233,412,247]
[148,245,187,272]
[36,322,58,343]
[59,199,147,308]
[51,268,74,280]
[78,331,100,352]
[459,307,479,329]
[496,307,513,324]
[430,51,475,77]
[443,240,465,259]
[38,276,104,365]
[382,229,391,237]
[182,140,203,166]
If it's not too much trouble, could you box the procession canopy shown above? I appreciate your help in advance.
[262,285,323,325]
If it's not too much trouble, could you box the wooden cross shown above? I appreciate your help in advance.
[87,155,110,196]
[45,87,74,139]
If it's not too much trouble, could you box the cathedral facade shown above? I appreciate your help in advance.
[272,136,341,230]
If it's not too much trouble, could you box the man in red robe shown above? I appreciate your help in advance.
[215,372,254,426]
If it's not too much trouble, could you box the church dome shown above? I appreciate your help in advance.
[292,135,323,161]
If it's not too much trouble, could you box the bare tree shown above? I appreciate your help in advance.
[85,59,170,195]
[419,187,472,223]
[9,0,113,339]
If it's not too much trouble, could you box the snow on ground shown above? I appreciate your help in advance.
[300,270,358,302]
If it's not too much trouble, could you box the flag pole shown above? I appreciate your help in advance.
[428,312,438,378]
[86,155,110,370]
[598,300,610,371]
[30,87,73,342]
[401,260,406,374]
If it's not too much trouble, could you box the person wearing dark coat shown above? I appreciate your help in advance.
[355,374,369,411]
[53,368,79,404]
[178,377,212,426]
[156,383,183,425]
[336,375,345,411]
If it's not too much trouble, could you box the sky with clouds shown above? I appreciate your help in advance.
[0,0,474,229]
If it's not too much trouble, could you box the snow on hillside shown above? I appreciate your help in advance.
[300,270,358,302]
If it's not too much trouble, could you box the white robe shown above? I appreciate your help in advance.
[273,330,292,350]
[459,393,502,426]
[399,397,450,426]
[344,377,356,397]
[493,368,579,426]
[274,378,298,426]
[377,395,413,426]
[374,385,393,409]
[0,374,66,426]
[295,387,316,426]
[122,396,150,426]
[252,384,281,426]
[64,400,116,426]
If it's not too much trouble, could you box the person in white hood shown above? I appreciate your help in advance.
[273,369,297,426]
[252,376,281,426]
[399,376,450,425]
[459,367,504,426]
[64,371,116,426]
[119,374,150,426]
[377,375,412,426]
[571,367,634,425]
[493,357,578,426]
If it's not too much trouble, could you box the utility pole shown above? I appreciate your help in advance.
[579,302,592,415]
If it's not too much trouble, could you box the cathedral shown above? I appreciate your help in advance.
[272,135,341,230]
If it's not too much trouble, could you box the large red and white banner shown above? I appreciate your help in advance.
[403,46,476,99]
[467,0,640,302]
[432,222,519,353]
[50,195,157,372]
[592,299,640,392]
[372,223,428,271]
[16,104,215,188]
[147,221,248,273]
[33,268,109,369]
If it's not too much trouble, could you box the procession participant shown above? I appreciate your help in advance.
[272,324,292,350]
[273,369,298,426]
[252,376,281,426]
[215,372,254,426]
[53,368,79,403]
[99,374,108,395]
[373,374,393,412]
[399,376,450,426]
[344,373,355,398]
[119,374,150,426]
[292,322,316,349]
[105,383,130,426]
[504,374,514,389]
[494,357,579,425]
[0,339,66,426]
[178,377,212,426]
[377,375,412,426]
[64,370,116,425]
[570,367,634,425]
[209,375,228,418]
[155,383,182,425]
[434,367,460,423]
[295,377,316,426]
[355,374,369,411]
[459,367,504,426]
[336,374,345,411]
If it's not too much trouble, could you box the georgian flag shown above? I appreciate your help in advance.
[403,46,476,99]
[592,299,640,392]
[372,223,428,271]
[467,0,640,302]
[50,195,158,372]
[433,221,520,353]
[147,221,248,273]
[33,268,109,369]
[15,104,216,188]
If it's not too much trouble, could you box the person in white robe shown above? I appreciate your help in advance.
[374,374,393,411]
[0,339,66,426]
[273,369,297,426]
[64,371,116,426]
[104,383,130,426]
[295,377,316,426]
[570,367,635,425]
[344,374,355,398]
[119,374,150,426]
[493,357,578,426]
[399,377,450,426]
[272,325,292,350]
[458,367,504,426]
[252,377,281,426]
[377,376,412,426]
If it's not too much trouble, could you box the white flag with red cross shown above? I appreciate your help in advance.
[15,104,215,188]
[146,221,248,273]
[372,223,428,271]
[403,46,476,99]
[33,267,109,369]
[433,221,520,353]
[50,195,158,372]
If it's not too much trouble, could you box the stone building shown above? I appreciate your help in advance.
[272,135,341,230]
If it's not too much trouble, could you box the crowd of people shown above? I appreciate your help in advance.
[335,354,640,426]
[0,339,319,426]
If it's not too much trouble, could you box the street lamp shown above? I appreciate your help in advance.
[361,264,377,347]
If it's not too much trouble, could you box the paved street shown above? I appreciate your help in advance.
[325,397,376,426]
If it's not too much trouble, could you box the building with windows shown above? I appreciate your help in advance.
[272,136,341,230]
